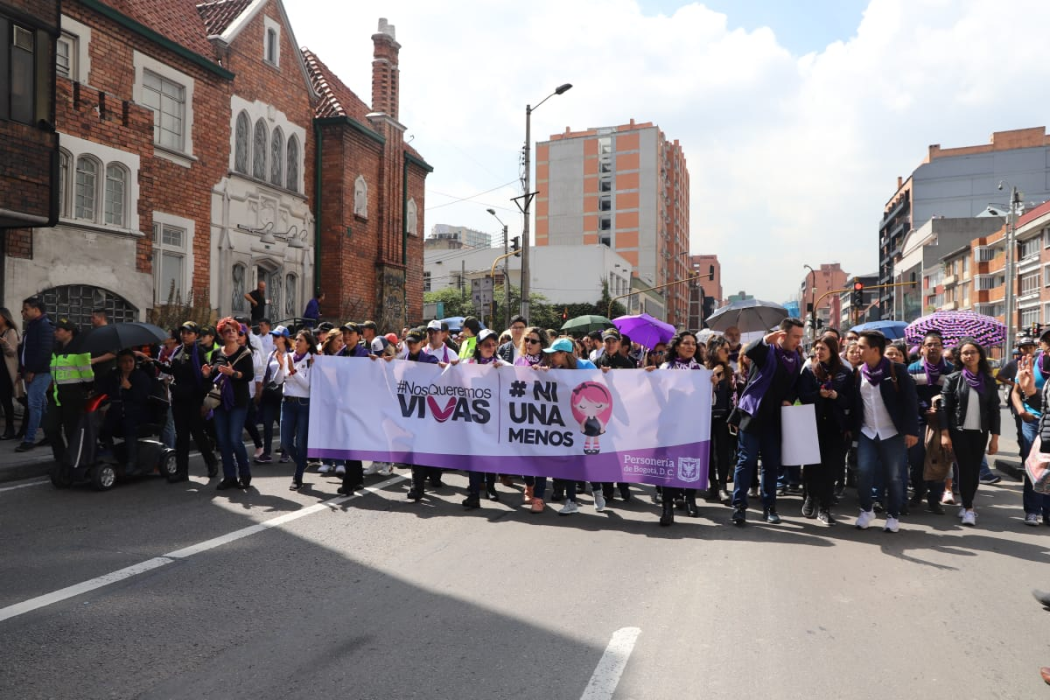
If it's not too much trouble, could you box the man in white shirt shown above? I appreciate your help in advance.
[422,319,458,367]
[587,330,605,363]
[497,315,527,364]
[852,330,920,533]
[256,318,274,358]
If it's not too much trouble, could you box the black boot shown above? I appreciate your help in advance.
[462,493,481,509]
[685,490,699,517]
[659,499,675,526]
[801,495,816,518]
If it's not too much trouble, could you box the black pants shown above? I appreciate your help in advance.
[172,399,216,476]
[709,415,732,491]
[0,368,15,432]
[953,429,987,510]
[342,460,364,489]
[411,465,443,490]
[46,388,88,469]
[806,428,846,510]
[243,400,262,448]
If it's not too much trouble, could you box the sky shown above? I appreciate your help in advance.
[283,0,1050,305]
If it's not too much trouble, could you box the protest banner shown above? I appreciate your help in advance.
[308,357,711,489]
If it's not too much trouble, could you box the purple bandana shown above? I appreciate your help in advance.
[861,357,891,387]
[774,343,800,374]
[476,355,498,365]
[923,357,948,387]
[293,352,307,364]
[669,357,703,370]
[962,368,985,391]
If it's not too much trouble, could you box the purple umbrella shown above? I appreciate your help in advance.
[612,313,676,349]
[904,311,1005,348]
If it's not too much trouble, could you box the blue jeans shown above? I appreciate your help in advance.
[281,397,310,482]
[858,432,905,518]
[160,406,175,449]
[213,405,250,480]
[777,465,801,489]
[1019,418,1050,516]
[732,427,781,509]
[22,373,50,445]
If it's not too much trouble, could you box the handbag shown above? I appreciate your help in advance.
[202,347,247,411]
[1025,434,1050,495]
[261,351,283,401]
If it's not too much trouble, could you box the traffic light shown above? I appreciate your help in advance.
[851,280,864,309]
[511,236,520,256]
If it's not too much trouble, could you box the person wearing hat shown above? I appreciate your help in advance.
[199,326,219,363]
[460,329,509,509]
[43,318,94,472]
[422,319,457,366]
[160,321,218,481]
[256,325,291,464]
[361,320,388,355]
[335,322,370,494]
[338,322,370,358]
[389,328,443,500]
[457,317,482,361]
[593,329,634,507]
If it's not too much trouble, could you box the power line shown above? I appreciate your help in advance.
[424,180,518,211]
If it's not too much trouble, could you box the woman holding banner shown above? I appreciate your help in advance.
[515,327,550,511]
[798,335,854,525]
[461,329,510,509]
[392,328,442,501]
[277,330,317,491]
[706,336,734,505]
[654,331,706,526]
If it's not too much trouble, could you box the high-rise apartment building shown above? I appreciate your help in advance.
[428,224,493,250]
[535,119,691,326]
[688,254,721,329]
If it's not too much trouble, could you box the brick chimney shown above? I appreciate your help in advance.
[371,18,400,119]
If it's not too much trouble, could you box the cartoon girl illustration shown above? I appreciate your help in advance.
[570,382,614,455]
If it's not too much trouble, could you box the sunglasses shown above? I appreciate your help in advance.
[524,338,541,345]
[651,350,665,355]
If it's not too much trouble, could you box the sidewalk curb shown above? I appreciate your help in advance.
[0,454,54,484]
[994,458,1024,482]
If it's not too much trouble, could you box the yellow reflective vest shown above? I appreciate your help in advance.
[50,350,94,405]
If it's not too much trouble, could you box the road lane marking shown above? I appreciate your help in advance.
[0,479,49,493]
[0,473,408,624]
[580,626,641,700]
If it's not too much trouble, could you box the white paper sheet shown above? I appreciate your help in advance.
[780,404,822,465]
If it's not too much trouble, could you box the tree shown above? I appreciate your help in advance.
[423,286,479,319]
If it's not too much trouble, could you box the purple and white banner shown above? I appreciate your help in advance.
[308,357,710,489]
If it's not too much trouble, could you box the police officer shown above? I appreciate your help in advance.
[161,322,218,481]
[46,318,94,472]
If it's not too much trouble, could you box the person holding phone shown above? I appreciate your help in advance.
[201,317,255,491]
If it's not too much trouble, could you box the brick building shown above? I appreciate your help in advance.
[535,120,691,326]
[798,263,847,328]
[687,254,721,329]
[2,2,428,331]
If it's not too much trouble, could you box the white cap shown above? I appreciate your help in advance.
[427,319,442,331]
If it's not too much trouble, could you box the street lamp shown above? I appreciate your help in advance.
[519,82,573,322]
[999,180,1022,356]
[487,208,512,327]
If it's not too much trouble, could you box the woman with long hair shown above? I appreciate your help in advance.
[278,329,318,490]
[706,335,733,505]
[255,328,291,464]
[653,331,706,525]
[515,327,550,511]
[0,307,21,439]
[940,338,999,526]
[798,335,854,525]
[201,317,256,491]
[461,329,510,509]
[644,342,667,369]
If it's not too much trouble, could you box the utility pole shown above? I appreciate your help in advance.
[460,260,465,301]
[503,224,511,327]
[1003,185,1020,357]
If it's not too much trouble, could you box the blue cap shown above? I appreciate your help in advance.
[270,325,290,338]
[543,338,574,354]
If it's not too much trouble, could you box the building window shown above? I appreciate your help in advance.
[58,151,70,218]
[599,216,611,231]
[423,271,431,293]
[142,69,185,151]
[269,127,284,186]
[1021,307,1040,328]
[74,156,98,221]
[1020,271,1040,296]
[266,28,277,64]
[598,137,611,155]
[962,256,969,277]
[41,285,136,329]
[599,235,611,247]
[1020,237,1041,261]
[286,136,299,191]
[153,223,187,304]
[599,196,611,212]
[56,32,76,79]
[599,178,612,193]
[104,164,126,227]
[234,111,250,174]
[232,264,247,312]
[2,20,35,124]
[600,161,612,174]
[285,273,297,317]
[252,119,267,180]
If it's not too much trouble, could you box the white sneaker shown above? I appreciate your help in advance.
[559,500,579,516]
[884,516,900,533]
[253,446,264,459]
[958,506,966,519]
[594,491,606,512]
[941,490,956,505]
[961,510,976,527]
[855,510,875,530]
[363,462,381,475]
[377,463,393,476]
[335,464,346,476]
[1025,513,1041,526]
[317,463,331,475]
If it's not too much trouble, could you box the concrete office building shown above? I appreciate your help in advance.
[427,223,492,250]
[535,119,690,326]
[879,127,1050,317]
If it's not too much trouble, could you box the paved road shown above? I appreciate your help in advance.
[1,445,1048,699]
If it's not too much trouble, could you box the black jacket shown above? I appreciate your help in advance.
[850,362,920,438]
[163,342,209,404]
[939,372,1001,435]
[799,362,854,434]
[497,341,517,364]
[19,314,54,375]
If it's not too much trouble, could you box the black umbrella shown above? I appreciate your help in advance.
[67,322,168,356]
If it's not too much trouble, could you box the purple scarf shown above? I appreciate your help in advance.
[475,355,498,365]
[669,357,703,370]
[861,357,891,386]
[737,340,799,417]
[923,357,948,387]
[774,344,800,375]
[962,368,985,391]
[293,351,306,364]
[516,353,542,367]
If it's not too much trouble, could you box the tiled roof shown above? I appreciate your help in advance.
[100,0,216,59]
[196,0,253,35]
[301,47,372,123]
[1015,199,1050,230]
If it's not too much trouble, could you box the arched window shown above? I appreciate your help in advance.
[252,119,267,180]
[285,273,297,317]
[232,264,247,312]
[104,164,127,227]
[74,156,99,221]
[234,111,250,174]
[406,198,418,237]
[266,28,277,64]
[286,136,299,192]
[40,285,137,329]
[58,151,70,218]
[270,127,284,186]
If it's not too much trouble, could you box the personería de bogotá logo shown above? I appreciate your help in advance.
[677,457,702,482]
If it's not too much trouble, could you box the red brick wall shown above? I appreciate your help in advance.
[404,162,426,323]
